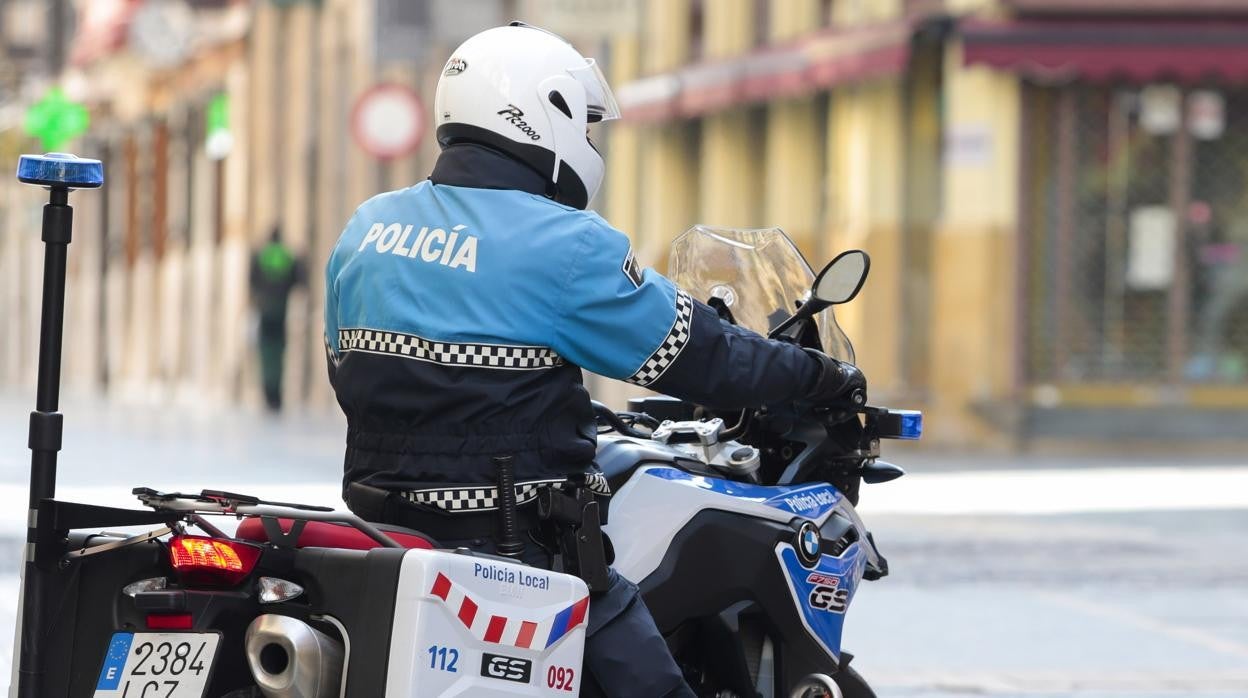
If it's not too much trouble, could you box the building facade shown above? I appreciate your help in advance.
[0,0,522,410]
[606,0,1248,446]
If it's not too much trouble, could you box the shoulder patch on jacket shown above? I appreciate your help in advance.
[622,247,643,288]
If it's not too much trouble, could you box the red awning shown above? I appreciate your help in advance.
[70,0,144,67]
[617,21,912,123]
[962,19,1248,83]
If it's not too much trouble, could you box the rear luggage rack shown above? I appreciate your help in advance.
[133,487,404,548]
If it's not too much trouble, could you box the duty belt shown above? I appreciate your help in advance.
[399,472,611,513]
[346,473,613,592]
[345,473,611,538]
[399,478,569,513]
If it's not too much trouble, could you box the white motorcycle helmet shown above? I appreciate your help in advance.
[434,22,620,210]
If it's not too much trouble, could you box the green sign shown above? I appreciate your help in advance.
[207,92,229,133]
[23,88,90,151]
[205,92,233,160]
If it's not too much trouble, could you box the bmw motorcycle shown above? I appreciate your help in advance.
[596,226,919,698]
[11,153,917,698]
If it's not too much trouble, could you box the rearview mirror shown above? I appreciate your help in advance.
[812,250,870,305]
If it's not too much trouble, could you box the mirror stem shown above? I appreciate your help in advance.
[768,299,830,340]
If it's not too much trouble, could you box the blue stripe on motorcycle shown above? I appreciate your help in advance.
[643,467,843,519]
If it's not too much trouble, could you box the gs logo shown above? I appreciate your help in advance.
[480,652,532,683]
[808,585,849,614]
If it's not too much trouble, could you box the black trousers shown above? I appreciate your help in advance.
[257,314,286,411]
[439,533,696,698]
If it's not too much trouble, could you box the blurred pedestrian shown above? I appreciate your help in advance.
[250,227,303,411]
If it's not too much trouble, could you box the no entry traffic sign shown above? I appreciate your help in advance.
[351,83,425,160]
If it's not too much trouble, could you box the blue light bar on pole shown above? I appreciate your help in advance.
[17,152,104,189]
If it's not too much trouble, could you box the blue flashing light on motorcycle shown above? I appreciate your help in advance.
[896,410,923,440]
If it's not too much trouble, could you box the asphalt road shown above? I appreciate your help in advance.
[0,393,1244,697]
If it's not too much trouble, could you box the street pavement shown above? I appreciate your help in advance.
[0,393,1245,696]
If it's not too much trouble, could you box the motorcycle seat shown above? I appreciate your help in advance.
[234,517,437,551]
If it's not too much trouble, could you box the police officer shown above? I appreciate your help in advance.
[324,23,865,698]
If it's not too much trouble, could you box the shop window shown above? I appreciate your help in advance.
[1022,83,1248,385]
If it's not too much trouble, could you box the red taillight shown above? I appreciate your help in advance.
[168,535,261,586]
[146,613,193,630]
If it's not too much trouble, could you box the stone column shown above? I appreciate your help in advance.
[927,38,1021,446]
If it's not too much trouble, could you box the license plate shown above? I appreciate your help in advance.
[93,632,220,697]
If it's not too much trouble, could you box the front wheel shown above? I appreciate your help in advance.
[790,666,873,698]
[788,657,875,698]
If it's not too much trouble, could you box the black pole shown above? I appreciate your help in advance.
[18,185,73,697]
[493,456,526,560]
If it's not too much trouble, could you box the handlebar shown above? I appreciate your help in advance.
[590,400,652,439]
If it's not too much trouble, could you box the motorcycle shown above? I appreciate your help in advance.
[594,225,919,698]
[10,155,919,698]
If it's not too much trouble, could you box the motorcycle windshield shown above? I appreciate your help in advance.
[668,226,856,364]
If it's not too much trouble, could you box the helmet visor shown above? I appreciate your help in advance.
[570,59,621,123]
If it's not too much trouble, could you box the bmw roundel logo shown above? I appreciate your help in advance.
[796,521,822,566]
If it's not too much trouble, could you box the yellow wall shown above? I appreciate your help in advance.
[946,0,1007,14]
[615,0,918,403]
[825,80,907,399]
[700,109,763,227]
[604,33,642,241]
[639,124,699,266]
[763,0,823,253]
[927,38,1021,446]
[603,0,1029,440]
[703,0,753,58]
[764,97,822,252]
[698,0,760,229]
[769,0,820,38]
[831,0,903,25]
[633,0,696,266]
[643,0,691,74]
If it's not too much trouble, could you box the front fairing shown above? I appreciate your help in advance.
[775,540,868,663]
[602,457,883,663]
[668,226,856,364]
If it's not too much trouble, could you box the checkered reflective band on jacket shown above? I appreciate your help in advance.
[402,478,566,512]
[325,171,824,491]
[339,328,564,370]
[401,473,614,513]
[626,290,692,386]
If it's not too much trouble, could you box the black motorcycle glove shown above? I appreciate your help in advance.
[804,349,867,407]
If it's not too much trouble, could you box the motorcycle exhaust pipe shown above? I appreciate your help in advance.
[790,673,844,698]
[245,614,344,698]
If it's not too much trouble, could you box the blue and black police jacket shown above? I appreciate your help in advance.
[325,145,825,492]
